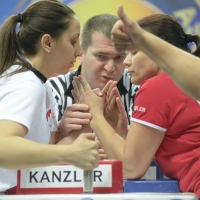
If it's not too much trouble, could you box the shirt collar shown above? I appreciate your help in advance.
[64,65,82,97]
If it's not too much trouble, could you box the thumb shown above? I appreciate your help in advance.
[117,5,131,27]
[83,133,96,141]
[117,5,143,46]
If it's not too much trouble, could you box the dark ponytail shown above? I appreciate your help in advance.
[137,14,200,58]
[0,15,32,76]
[188,34,200,58]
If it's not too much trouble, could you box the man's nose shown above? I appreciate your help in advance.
[104,59,115,73]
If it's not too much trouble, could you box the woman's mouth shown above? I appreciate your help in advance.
[128,71,134,76]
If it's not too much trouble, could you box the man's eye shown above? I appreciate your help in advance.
[97,55,105,59]
[116,56,125,60]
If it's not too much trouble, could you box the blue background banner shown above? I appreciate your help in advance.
[0,0,199,35]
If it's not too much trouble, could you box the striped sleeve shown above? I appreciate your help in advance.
[122,69,140,124]
[46,75,68,121]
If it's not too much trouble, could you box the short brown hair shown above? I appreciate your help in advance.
[81,14,119,52]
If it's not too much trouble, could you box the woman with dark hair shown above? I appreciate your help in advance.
[0,0,99,193]
[111,5,200,101]
[72,10,200,198]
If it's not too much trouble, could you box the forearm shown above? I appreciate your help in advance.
[0,136,74,169]
[57,124,92,145]
[106,118,128,139]
[90,115,125,160]
[49,131,59,144]
[139,31,200,99]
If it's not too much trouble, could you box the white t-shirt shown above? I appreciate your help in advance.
[0,65,57,192]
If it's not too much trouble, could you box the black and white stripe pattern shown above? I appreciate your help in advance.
[46,66,139,125]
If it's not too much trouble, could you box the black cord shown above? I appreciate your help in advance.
[31,68,47,83]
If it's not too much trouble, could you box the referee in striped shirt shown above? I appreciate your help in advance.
[46,14,139,141]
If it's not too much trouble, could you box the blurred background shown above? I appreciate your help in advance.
[0,0,200,69]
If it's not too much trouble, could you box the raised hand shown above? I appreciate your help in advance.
[111,5,143,52]
[102,81,128,138]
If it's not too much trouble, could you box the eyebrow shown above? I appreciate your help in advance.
[71,33,80,38]
[94,51,126,56]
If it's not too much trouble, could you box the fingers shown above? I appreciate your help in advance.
[109,94,117,111]
[106,86,119,109]
[71,89,79,103]
[78,75,92,92]
[99,154,108,160]
[72,78,81,100]
[102,81,117,103]
[117,5,129,26]
[65,104,89,112]
[62,105,91,128]
[95,140,100,149]
[70,117,90,125]
[72,76,93,102]
[111,20,129,39]
[107,81,117,96]
[112,86,121,99]
[93,88,103,97]
[102,80,114,94]
[98,148,105,154]
[73,77,83,94]
[116,97,126,117]
[73,75,92,93]
[117,5,143,44]
[98,149,108,160]
[111,5,141,53]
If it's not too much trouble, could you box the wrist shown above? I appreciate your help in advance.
[90,114,105,127]
[56,145,75,165]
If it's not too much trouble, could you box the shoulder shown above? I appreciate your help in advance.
[137,73,185,102]
[47,74,66,85]
[140,73,171,91]
[47,69,77,86]
[1,69,45,103]
[6,68,43,90]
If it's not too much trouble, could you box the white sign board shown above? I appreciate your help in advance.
[20,165,112,188]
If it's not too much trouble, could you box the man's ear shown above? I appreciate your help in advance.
[41,34,52,53]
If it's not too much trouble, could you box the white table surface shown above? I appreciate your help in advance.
[0,193,198,200]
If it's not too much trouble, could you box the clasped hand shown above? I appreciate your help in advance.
[72,75,128,137]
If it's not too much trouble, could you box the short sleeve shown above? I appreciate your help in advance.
[0,80,44,131]
[131,73,188,133]
[131,77,169,132]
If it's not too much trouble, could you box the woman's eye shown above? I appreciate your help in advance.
[132,51,138,55]
[71,41,77,46]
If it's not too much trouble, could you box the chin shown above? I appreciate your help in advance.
[58,67,71,75]
[131,79,141,86]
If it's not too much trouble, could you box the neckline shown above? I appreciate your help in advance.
[31,68,47,83]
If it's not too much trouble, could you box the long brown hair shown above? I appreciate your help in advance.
[137,14,200,58]
[0,0,75,77]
